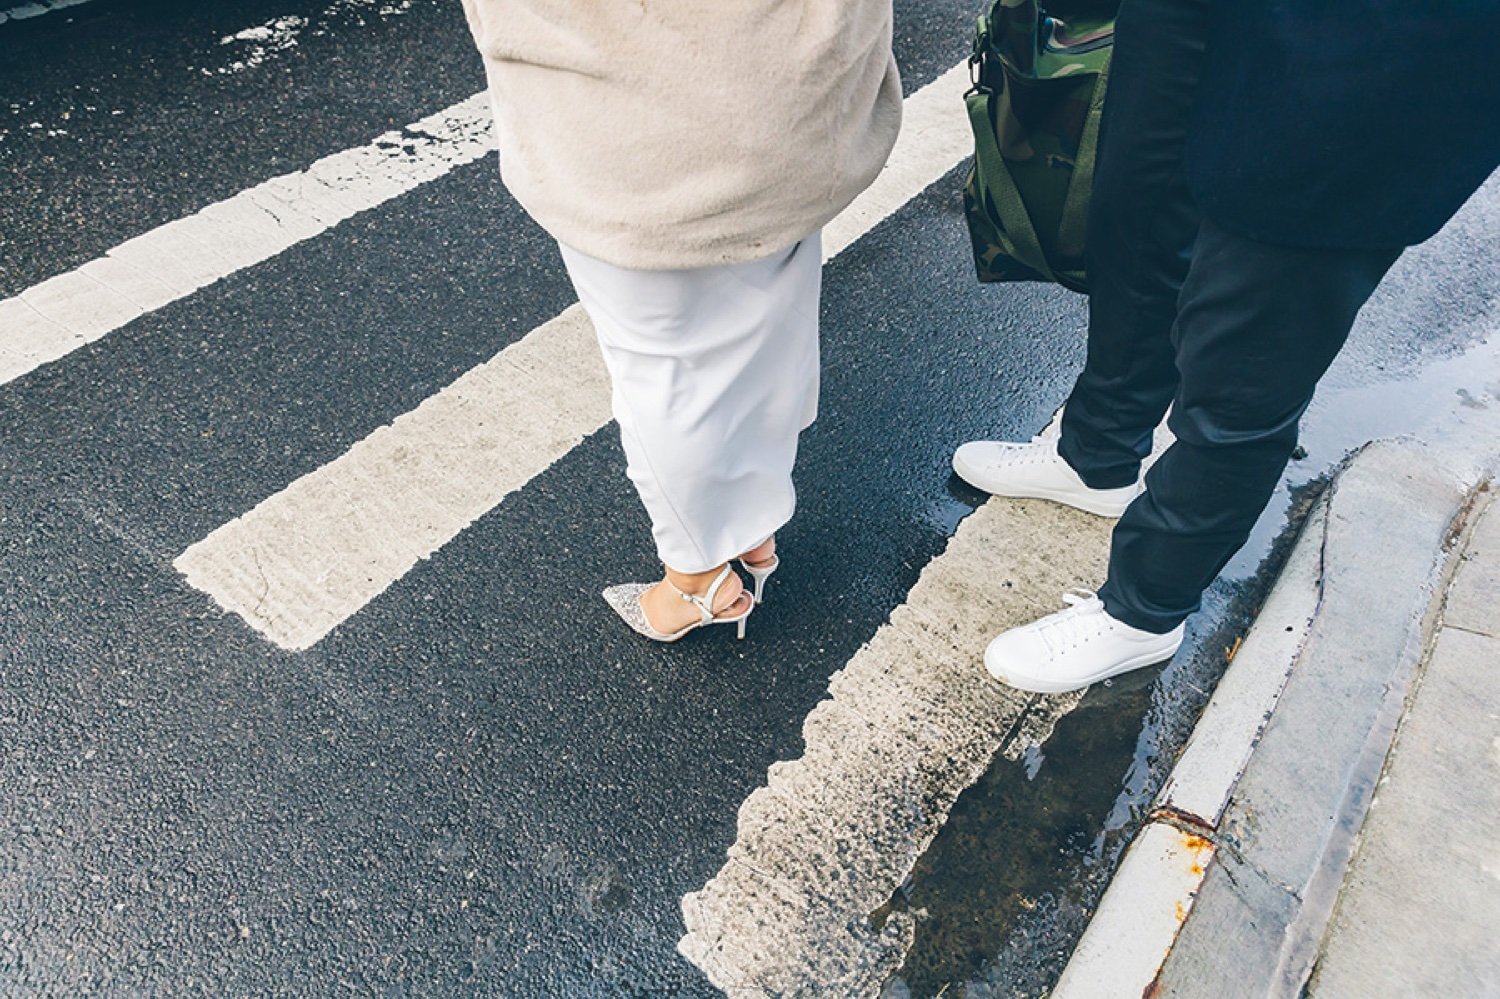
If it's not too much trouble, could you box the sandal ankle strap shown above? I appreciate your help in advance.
[667,564,737,624]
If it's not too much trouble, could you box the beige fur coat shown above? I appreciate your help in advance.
[459,0,902,270]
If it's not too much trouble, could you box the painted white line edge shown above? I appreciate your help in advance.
[2,0,94,21]
[1051,823,1216,999]
[1,93,493,387]
[174,63,974,651]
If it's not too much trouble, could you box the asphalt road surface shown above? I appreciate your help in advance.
[3,2,1497,996]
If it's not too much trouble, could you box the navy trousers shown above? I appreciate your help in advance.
[1055,0,1400,633]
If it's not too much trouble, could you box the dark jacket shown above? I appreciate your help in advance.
[1185,1,1500,250]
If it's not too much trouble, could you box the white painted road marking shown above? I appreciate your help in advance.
[678,495,1115,996]
[0,94,493,386]
[1050,823,1216,999]
[0,0,91,25]
[178,305,608,650]
[174,63,975,651]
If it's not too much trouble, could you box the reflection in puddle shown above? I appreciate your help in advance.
[881,668,1161,997]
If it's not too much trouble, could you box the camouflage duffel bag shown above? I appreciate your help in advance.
[963,0,1115,293]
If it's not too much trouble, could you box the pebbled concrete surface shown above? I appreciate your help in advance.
[1305,484,1500,997]
[1309,620,1500,997]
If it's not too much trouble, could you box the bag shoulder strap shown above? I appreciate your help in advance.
[966,87,1057,283]
[1055,60,1110,261]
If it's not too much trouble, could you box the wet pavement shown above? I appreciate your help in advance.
[3,2,1498,995]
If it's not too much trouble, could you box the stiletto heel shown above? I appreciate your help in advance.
[603,564,753,642]
[738,553,779,605]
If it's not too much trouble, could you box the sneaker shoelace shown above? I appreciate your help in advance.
[1033,588,1104,655]
[994,434,1058,464]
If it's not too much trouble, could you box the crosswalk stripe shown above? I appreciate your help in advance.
[0,95,493,386]
[677,494,1114,995]
[0,0,93,25]
[173,63,975,651]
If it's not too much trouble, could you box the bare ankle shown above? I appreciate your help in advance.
[664,565,720,593]
[738,536,777,567]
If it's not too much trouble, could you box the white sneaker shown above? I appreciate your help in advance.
[952,436,1141,517]
[984,591,1184,694]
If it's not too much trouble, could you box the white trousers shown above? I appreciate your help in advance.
[560,235,822,573]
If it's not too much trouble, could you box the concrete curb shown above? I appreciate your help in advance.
[1050,438,1492,998]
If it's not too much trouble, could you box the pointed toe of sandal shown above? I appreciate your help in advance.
[602,583,662,639]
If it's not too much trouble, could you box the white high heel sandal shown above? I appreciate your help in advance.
[737,552,780,605]
[602,563,753,642]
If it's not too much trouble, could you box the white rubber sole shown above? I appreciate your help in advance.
[952,448,1139,519]
[985,635,1184,694]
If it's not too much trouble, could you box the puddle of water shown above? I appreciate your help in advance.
[878,670,1160,998]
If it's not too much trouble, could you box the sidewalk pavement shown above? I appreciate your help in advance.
[1050,437,1500,998]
